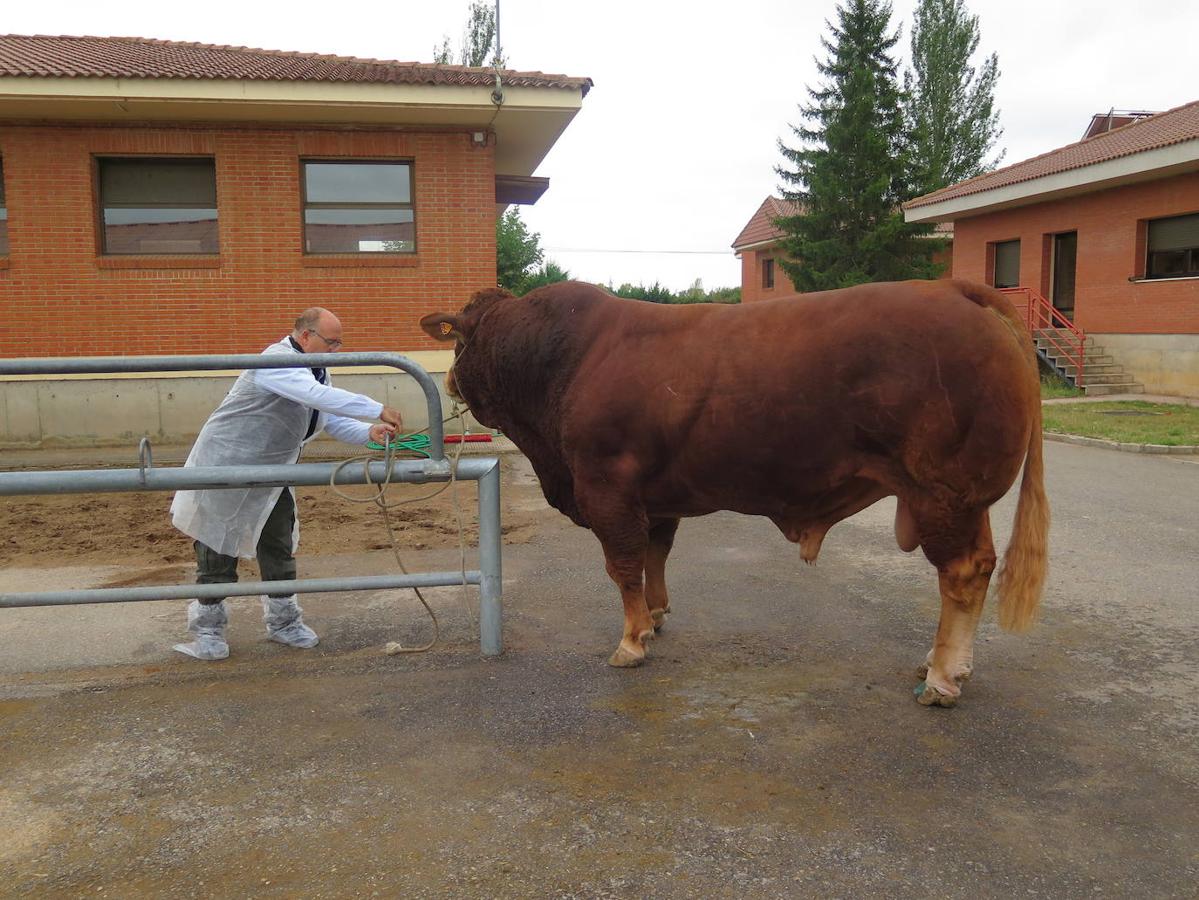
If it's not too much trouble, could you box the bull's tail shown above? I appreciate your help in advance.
[995,385,1050,632]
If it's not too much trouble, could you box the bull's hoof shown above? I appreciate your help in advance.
[916,661,972,683]
[914,681,958,708]
[609,644,646,668]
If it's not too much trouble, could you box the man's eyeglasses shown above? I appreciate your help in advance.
[307,330,343,350]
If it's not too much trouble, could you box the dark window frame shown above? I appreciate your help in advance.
[95,155,219,256]
[300,158,416,256]
[762,256,775,290]
[0,157,8,256]
[1145,212,1199,280]
[991,238,1021,288]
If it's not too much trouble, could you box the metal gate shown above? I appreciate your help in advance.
[0,352,503,656]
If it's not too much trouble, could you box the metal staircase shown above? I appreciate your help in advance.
[1000,287,1144,396]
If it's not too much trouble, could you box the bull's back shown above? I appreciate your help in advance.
[566,281,1037,515]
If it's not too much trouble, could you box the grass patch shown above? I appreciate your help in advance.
[1041,401,1199,446]
[1040,374,1084,399]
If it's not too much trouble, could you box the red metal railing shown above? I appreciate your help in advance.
[999,286,1088,388]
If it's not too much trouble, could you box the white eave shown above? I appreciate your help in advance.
[904,137,1199,223]
[0,75,586,177]
[731,237,782,254]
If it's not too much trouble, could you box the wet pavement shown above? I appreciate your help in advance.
[1,443,1197,898]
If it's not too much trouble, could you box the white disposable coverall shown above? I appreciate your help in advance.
[170,336,383,559]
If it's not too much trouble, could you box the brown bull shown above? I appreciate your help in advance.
[421,279,1049,706]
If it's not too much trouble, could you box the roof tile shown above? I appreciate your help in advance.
[906,99,1199,209]
[0,34,592,94]
[731,197,802,250]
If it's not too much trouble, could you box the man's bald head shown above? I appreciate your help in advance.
[292,307,344,352]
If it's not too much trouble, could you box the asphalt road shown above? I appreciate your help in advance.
[1,442,1196,898]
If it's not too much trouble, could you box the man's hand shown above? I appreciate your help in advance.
[380,406,403,430]
[369,423,397,446]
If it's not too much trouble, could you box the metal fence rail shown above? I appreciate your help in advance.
[0,352,504,656]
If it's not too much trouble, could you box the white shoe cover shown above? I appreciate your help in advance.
[263,595,319,649]
[173,600,230,661]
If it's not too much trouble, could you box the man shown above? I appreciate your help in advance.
[169,308,402,661]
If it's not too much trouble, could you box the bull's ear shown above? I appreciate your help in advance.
[420,312,465,342]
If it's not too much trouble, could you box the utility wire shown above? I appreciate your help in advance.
[545,247,732,255]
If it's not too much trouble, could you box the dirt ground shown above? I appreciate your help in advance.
[1,445,1197,898]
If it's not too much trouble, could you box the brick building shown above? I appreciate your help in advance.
[731,196,952,303]
[0,35,589,446]
[904,101,1199,396]
[730,197,803,303]
[0,34,591,359]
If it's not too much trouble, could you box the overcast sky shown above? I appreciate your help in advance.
[7,1,1199,290]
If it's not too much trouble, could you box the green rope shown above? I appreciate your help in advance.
[365,433,432,458]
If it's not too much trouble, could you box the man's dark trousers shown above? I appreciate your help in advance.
[194,489,296,604]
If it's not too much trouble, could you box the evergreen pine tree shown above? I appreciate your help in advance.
[776,0,939,291]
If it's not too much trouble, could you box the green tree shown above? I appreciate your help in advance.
[689,285,741,304]
[433,1,500,67]
[776,0,939,291]
[903,0,1003,196]
[612,282,676,303]
[496,209,543,291]
[517,261,572,294]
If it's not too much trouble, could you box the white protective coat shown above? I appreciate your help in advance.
[170,336,383,559]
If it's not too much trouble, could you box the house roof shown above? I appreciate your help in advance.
[0,34,592,95]
[0,34,592,181]
[731,197,803,251]
[905,99,1199,221]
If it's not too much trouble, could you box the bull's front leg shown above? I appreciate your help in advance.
[575,473,655,668]
[603,542,656,667]
[645,518,680,631]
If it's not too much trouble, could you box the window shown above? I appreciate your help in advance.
[302,160,414,254]
[98,157,218,255]
[1146,213,1199,279]
[762,257,775,289]
[0,159,8,255]
[992,239,1020,288]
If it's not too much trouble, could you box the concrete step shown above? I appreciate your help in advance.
[1083,382,1146,396]
[1051,354,1116,368]
[1058,363,1123,376]
[1034,328,1092,345]
[1031,335,1098,347]
[1042,352,1116,368]
[1078,372,1146,385]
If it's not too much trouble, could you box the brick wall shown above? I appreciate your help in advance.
[0,123,497,357]
[739,246,799,303]
[950,172,1199,334]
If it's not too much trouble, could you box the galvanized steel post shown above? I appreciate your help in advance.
[477,459,503,656]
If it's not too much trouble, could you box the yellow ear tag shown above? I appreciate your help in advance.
[440,322,454,336]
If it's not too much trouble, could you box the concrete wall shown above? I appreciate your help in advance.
[0,352,491,449]
[1094,333,1199,396]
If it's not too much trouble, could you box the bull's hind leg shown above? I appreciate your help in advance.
[646,518,680,631]
[915,509,997,708]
